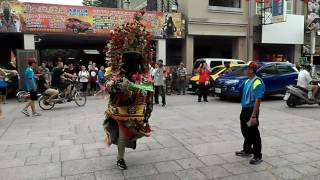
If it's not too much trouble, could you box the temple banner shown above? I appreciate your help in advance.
[0,2,183,39]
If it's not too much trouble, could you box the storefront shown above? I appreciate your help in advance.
[0,1,184,68]
[253,44,295,62]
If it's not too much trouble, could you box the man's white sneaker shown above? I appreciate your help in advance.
[21,109,30,117]
[32,112,42,117]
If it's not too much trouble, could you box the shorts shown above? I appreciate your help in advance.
[44,88,59,96]
[0,87,6,95]
[55,82,70,92]
[29,90,38,101]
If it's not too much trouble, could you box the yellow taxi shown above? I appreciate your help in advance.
[188,64,241,91]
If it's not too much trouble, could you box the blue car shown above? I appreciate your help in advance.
[214,62,299,99]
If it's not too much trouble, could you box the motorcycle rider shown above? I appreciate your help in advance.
[297,64,319,100]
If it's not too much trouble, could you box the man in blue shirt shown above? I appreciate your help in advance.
[235,62,265,165]
[21,58,41,117]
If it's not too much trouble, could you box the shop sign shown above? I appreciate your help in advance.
[0,1,183,39]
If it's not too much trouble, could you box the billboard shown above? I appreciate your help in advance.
[307,0,320,30]
[262,15,304,44]
[272,0,286,23]
[0,2,183,39]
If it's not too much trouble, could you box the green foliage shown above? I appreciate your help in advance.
[82,0,117,8]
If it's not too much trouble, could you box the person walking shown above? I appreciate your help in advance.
[235,62,265,165]
[197,62,210,102]
[154,60,166,107]
[95,66,106,98]
[78,65,89,95]
[104,62,112,79]
[177,62,187,95]
[0,68,6,118]
[89,62,98,95]
[21,58,41,117]
[0,73,7,105]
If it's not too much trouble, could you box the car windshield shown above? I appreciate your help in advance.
[228,66,248,76]
[222,66,242,75]
[211,66,224,75]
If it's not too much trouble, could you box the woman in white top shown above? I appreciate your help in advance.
[78,65,89,94]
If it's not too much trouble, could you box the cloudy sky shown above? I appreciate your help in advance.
[19,0,83,5]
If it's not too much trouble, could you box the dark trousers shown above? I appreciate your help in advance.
[240,108,262,159]
[198,83,208,101]
[177,78,186,94]
[154,86,166,105]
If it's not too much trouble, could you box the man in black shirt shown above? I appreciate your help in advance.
[65,63,77,77]
[51,61,77,97]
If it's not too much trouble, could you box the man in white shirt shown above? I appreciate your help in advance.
[297,65,319,99]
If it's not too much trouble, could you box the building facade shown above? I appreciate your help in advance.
[252,0,305,65]
[178,0,249,73]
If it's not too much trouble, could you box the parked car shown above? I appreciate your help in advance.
[214,62,299,99]
[193,58,245,72]
[188,64,242,92]
[65,18,92,34]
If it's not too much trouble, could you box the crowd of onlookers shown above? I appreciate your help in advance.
[35,60,111,97]
[0,58,189,118]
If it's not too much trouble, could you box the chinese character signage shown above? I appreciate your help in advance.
[0,1,183,39]
[272,0,285,23]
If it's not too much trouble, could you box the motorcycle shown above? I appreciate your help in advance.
[284,81,320,108]
[38,80,86,110]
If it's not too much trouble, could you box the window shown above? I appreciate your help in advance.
[256,2,264,15]
[211,66,224,75]
[256,1,272,15]
[286,0,294,14]
[277,65,295,74]
[259,66,277,76]
[209,0,241,8]
[210,61,223,68]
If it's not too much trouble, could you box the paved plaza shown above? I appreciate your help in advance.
[0,95,320,180]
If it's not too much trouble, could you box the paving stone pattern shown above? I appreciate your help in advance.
[0,96,320,179]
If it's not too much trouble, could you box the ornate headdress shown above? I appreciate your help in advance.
[105,11,153,73]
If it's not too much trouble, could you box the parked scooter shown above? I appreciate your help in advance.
[284,81,320,108]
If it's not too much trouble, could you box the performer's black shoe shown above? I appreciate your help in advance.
[235,150,252,158]
[250,157,263,165]
[117,159,127,170]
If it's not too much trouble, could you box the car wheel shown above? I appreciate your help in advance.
[286,95,297,108]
